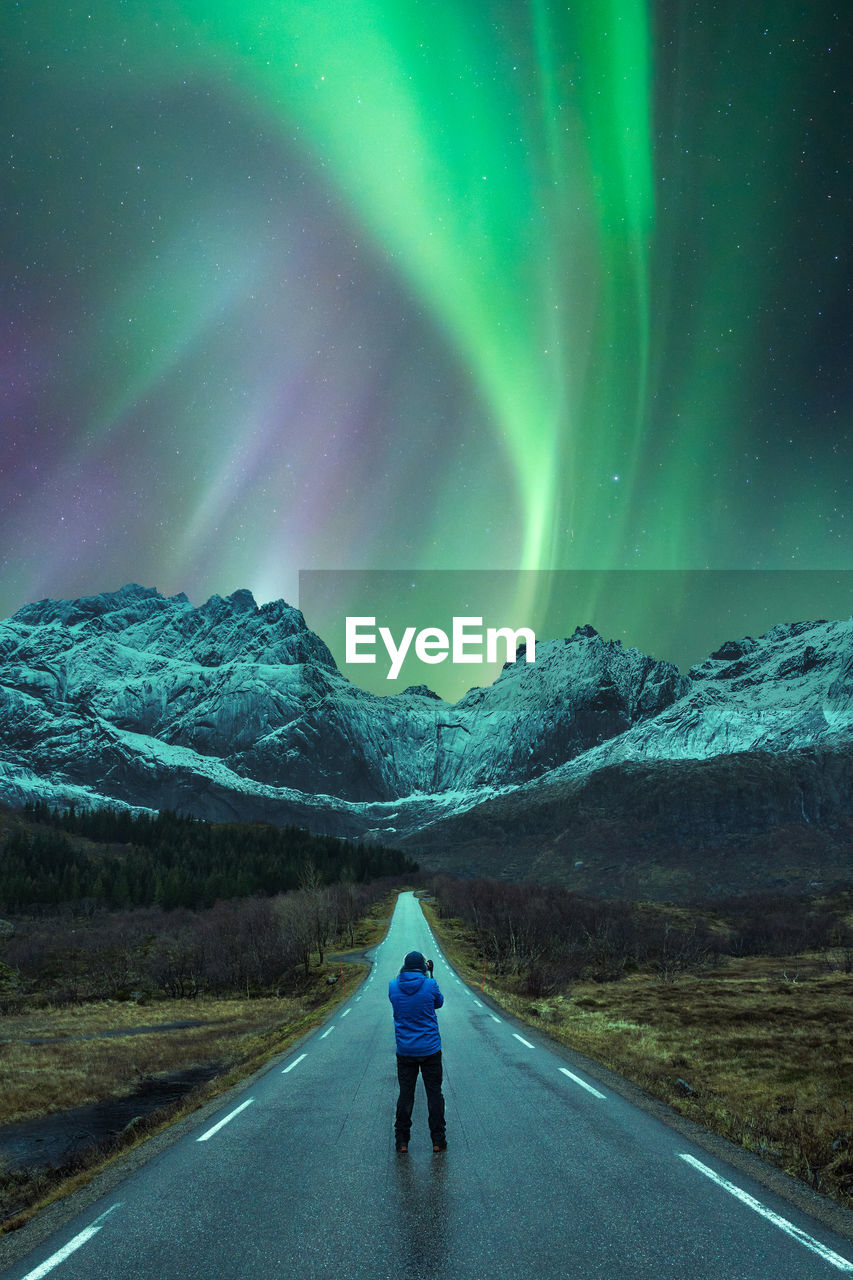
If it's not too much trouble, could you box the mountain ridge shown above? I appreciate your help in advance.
[1,583,851,897]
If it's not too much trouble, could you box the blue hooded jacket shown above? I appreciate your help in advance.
[388,968,444,1056]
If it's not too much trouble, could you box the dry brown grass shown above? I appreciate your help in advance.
[0,970,369,1232]
[0,888,402,1232]
[0,887,396,1131]
[424,906,853,1209]
[0,996,310,1126]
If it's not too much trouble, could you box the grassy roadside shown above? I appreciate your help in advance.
[0,891,396,1233]
[422,900,853,1210]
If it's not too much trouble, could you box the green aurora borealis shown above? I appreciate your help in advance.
[2,1,851,663]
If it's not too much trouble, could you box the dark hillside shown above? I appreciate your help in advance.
[400,749,853,899]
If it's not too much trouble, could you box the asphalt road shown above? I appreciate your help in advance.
[3,890,853,1280]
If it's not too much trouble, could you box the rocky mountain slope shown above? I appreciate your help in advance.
[1,584,851,896]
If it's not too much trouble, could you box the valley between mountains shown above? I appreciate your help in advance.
[1,583,851,898]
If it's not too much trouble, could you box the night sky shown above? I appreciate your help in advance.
[2,2,851,660]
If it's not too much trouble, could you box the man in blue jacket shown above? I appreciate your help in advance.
[388,950,446,1153]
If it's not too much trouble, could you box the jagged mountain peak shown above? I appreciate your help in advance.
[688,615,853,684]
[11,582,168,628]
[5,583,337,672]
[571,623,602,640]
[491,629,688,707]
[197,588,259,617]
[0,587,851,872]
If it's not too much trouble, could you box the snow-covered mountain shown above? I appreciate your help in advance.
[1,584,851,892]
[549,617,853,779]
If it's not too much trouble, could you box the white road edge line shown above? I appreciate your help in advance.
[21,1204,122,1280]
[197,1098,254,1142]
[320,1026,335,1039]
[678,1154,853,1272]
[513,1033,534,1049]
[490,1015,502,1023]
[473,1000,483,1007]
[558,1067,606,1099]
[282,1053,308,1074]
[341,1007,352,1017]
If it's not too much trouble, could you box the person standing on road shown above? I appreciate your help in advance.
[388,950,446,1153]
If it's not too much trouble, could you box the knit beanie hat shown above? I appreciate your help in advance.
[403,951,427,972]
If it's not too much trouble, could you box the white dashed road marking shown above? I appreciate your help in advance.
[513,1033,534,1049]
[21,1204,122,1280]
[679,1154,853,1272]
[320,1026,335,1039]
[197,1098,254,1142]
[282,1054,307,1075]
[558,1067,606,1099]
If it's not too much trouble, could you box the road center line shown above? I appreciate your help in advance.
[678,1154,853,1272]
[282,1053,308,1074]
[320,1026,335,1039]
[21,1204,122,1280]
[558,1067,606,1099]
[513,1033,534,1049]
[197,1098,254,1142]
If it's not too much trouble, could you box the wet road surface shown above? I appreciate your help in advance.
[2,891,852,1279]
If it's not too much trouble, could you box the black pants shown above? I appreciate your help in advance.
[395,1050,445,1143]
